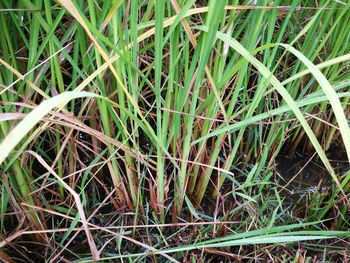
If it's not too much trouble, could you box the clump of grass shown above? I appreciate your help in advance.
[1,0,350,261]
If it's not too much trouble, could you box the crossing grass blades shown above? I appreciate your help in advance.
[0,0,350,262]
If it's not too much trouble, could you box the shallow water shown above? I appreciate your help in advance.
[276,155,332,191]
[276,148,350,194]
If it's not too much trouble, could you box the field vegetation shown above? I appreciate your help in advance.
[0,0,350,261]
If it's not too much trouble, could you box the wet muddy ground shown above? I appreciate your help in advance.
[276,146,349,193]
[3,141,349,262]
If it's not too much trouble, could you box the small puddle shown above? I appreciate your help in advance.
[275,155,332,193]
[275,145,350,195]
[274,150,349,220]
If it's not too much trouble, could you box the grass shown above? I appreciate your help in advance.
[1,0,350,261]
